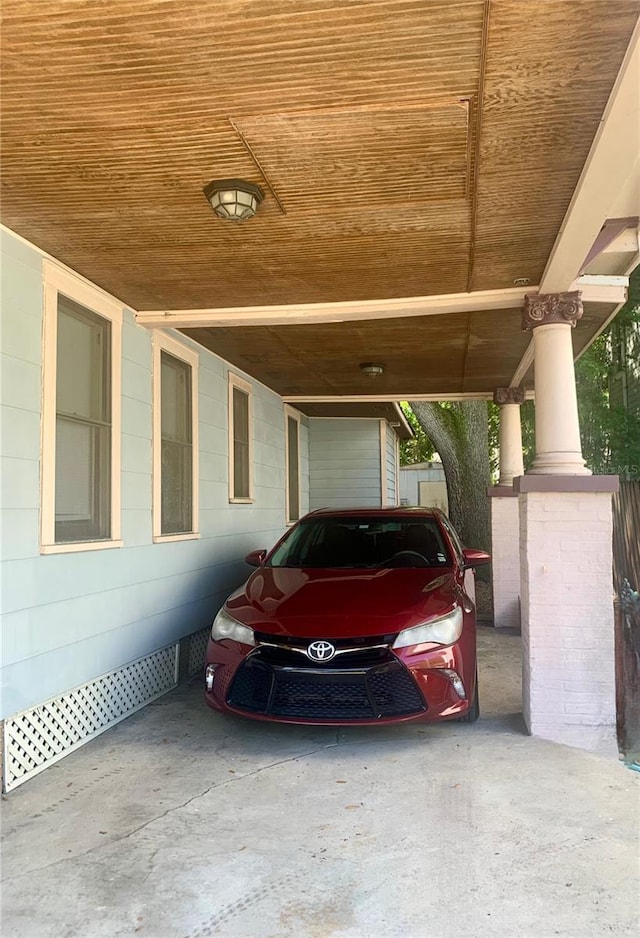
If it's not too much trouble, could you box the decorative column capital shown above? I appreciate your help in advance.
[522,291,583,331]
[493,387,525,406]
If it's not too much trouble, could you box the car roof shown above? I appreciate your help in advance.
[306,506,442,520]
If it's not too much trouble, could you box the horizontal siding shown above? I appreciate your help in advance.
[309,418,382,510]
[0,230,44,577]
[0,229,298,719]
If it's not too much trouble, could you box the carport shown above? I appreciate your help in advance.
[1,11,640,924]
[1,3,640,929]
[3,1,638,756]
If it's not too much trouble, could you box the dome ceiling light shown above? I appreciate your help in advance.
[203,179,265,222]
[360,363,384,378]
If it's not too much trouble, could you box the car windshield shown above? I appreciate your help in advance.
[267,517,452,569]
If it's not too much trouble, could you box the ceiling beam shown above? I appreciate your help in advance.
[538,19,640,295]
[569,274,628,304]
[135,286,533,330]
[137,274,627,333]
[283,392,535,404]
[580,217,639,273]
[510,345,535,389]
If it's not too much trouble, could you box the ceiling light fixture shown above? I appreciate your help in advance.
[203,179,265,222]
[360,362,384,378]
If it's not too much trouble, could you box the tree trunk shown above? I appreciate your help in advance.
[408,401,491,552]
[408,401,493,622]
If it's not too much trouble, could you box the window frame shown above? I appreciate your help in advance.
[439,514,464,564]
[379,419,388,507]
[228,373,254,503]
[284,404,302,524]
[152,332,200,542]
[40,260,123,554]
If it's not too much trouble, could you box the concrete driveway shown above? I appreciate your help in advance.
[2,629,638,938]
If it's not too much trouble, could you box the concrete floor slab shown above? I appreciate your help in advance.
[1,629,638,937]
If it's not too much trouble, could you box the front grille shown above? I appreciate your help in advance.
[272,674,374,719]
[253,631,398,649]
[228,659,272,712]
[254,644,391,670]
[227,652,425,721]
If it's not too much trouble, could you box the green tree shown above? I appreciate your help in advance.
[575,264,640,477]
[399,402,435,465]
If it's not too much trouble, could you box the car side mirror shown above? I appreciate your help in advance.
[462,548,491,569]
[245,549,267,567]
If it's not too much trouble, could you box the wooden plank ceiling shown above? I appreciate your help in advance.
[184,299,616,396]
[1,1,638,396]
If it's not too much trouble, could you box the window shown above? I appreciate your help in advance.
[153,333,199,540]
[41,262,122,553]
[285,405,301,523]
[267,517,451,569]
[228,374,253,502]
[55,299,112,542]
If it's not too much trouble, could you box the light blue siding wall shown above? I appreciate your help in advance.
[0,229,309,719]
[385,423,398,505]
[308,418,382,509]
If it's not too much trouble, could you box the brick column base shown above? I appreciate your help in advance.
[517,477,618,754]
[489,486,521,629]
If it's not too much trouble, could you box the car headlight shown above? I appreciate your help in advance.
[211,607,255,646]
[392,606,463,650]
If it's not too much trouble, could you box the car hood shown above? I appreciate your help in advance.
[225,566,462,638]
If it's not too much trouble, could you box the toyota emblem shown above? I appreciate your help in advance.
[306,640,336,663]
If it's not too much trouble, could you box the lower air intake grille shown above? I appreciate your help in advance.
[227,657,425,721]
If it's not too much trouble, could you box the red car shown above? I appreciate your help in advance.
[204,507,490,726]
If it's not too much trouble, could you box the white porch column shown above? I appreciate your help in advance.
[518,291,617,754]
[495,387,525,486]
[524,291,590,475]
[489,387,525,629]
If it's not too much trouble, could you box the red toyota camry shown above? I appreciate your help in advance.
[204,507,490,726]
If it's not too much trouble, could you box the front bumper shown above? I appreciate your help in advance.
[204,633,475,725]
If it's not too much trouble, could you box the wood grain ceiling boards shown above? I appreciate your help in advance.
[234,101,472,211]
[185,296,618,398]
[1,0,483,308]
[470,0,640,291]
[184,306,530,397]
[1,0,637,400]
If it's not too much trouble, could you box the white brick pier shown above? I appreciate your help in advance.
[489,487,521,629]
[517,477,618,754]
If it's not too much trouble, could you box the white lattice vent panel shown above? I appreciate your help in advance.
[3,644,179,792]
[188,626,210,676]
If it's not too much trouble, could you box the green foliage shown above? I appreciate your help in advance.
[487,403,499,481]
[576,265,640,479]
[520,401,536,471]
[399,401,435,465]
